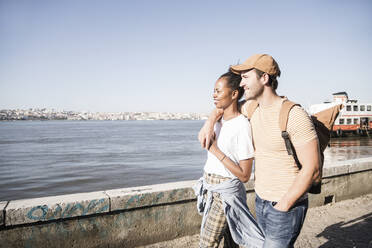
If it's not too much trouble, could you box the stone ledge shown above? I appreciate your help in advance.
[105,180,197,211]
[323,158,372,177]
[0,201,7,227]
[3,159,371,227]
[105,179,254,212]
[348,159,372,173]
[5,191,109,226]
[323,164,349,177]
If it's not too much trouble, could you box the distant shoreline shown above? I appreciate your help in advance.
[0,109,209,121]
[0,118,206,121]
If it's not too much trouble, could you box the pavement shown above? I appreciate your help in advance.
[138,193,372,248]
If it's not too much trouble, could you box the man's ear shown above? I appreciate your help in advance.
[261,73,270,86]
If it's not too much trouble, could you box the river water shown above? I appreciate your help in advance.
[0,120,371,201]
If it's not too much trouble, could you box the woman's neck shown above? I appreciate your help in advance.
[222,103,240,121]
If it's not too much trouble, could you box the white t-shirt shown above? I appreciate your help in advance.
[203,114,254,178]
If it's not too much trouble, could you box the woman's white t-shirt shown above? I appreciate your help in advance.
[203,114,254,178]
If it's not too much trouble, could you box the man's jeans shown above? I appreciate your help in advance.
[255,194,308,248]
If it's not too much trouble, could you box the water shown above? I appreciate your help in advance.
[325,137,372,164]
[0,120,205,201]
[1,120,371,201]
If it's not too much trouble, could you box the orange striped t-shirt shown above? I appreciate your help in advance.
[247,99,317,202]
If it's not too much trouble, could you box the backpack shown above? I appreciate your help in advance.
[244,99,343,194]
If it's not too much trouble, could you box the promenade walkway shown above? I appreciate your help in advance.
[139,193,372,248]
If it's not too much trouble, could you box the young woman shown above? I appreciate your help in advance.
[198,71,258,248]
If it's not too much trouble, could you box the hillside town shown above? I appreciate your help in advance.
[0,108,209,121]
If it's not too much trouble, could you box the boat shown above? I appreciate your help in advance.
[309,92,372,137]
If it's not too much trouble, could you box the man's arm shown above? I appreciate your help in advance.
[198,108,223,149]
[274,138,320,211]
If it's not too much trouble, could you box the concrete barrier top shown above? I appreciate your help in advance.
[2,158,372,228]
[322,158,372,177]
[5,191,110,226]
[0,201,7,227]
[105,180,198,211]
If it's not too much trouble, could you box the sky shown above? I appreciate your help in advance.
[1,0,371,113]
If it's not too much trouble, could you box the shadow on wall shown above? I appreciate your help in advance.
[317,212,372,248]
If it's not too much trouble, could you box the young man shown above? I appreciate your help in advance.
[198,54,320,248]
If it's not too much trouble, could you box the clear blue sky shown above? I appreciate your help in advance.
[1,0,371,113]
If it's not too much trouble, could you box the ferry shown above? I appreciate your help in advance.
[309,92,372,137]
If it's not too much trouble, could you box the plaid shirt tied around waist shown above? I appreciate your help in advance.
[193,176,265,248]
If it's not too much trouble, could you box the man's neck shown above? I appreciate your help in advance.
[256,88,281,108]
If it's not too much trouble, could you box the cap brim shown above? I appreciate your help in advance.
[230,64,253,74]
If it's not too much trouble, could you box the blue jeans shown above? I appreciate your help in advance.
[255,193,308,248]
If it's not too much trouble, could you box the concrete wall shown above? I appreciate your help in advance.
[1,158,372,248]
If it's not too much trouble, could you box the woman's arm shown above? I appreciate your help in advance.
[208,139,253,183]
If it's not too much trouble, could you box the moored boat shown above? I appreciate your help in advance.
[309,92,372,137]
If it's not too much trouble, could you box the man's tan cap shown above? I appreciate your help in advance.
[230,54,281,77]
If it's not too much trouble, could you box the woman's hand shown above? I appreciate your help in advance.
[198,108,223,149]
[198,121,215,149]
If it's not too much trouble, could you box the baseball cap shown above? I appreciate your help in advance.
[230,54,281,77]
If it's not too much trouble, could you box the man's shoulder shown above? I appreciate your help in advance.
[288,105,312,122]
[287,105,317,143]
[239,100,261,119]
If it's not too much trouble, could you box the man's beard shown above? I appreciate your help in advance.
[244,87,263,101]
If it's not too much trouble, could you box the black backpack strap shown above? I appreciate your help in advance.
[279,100,302,169]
